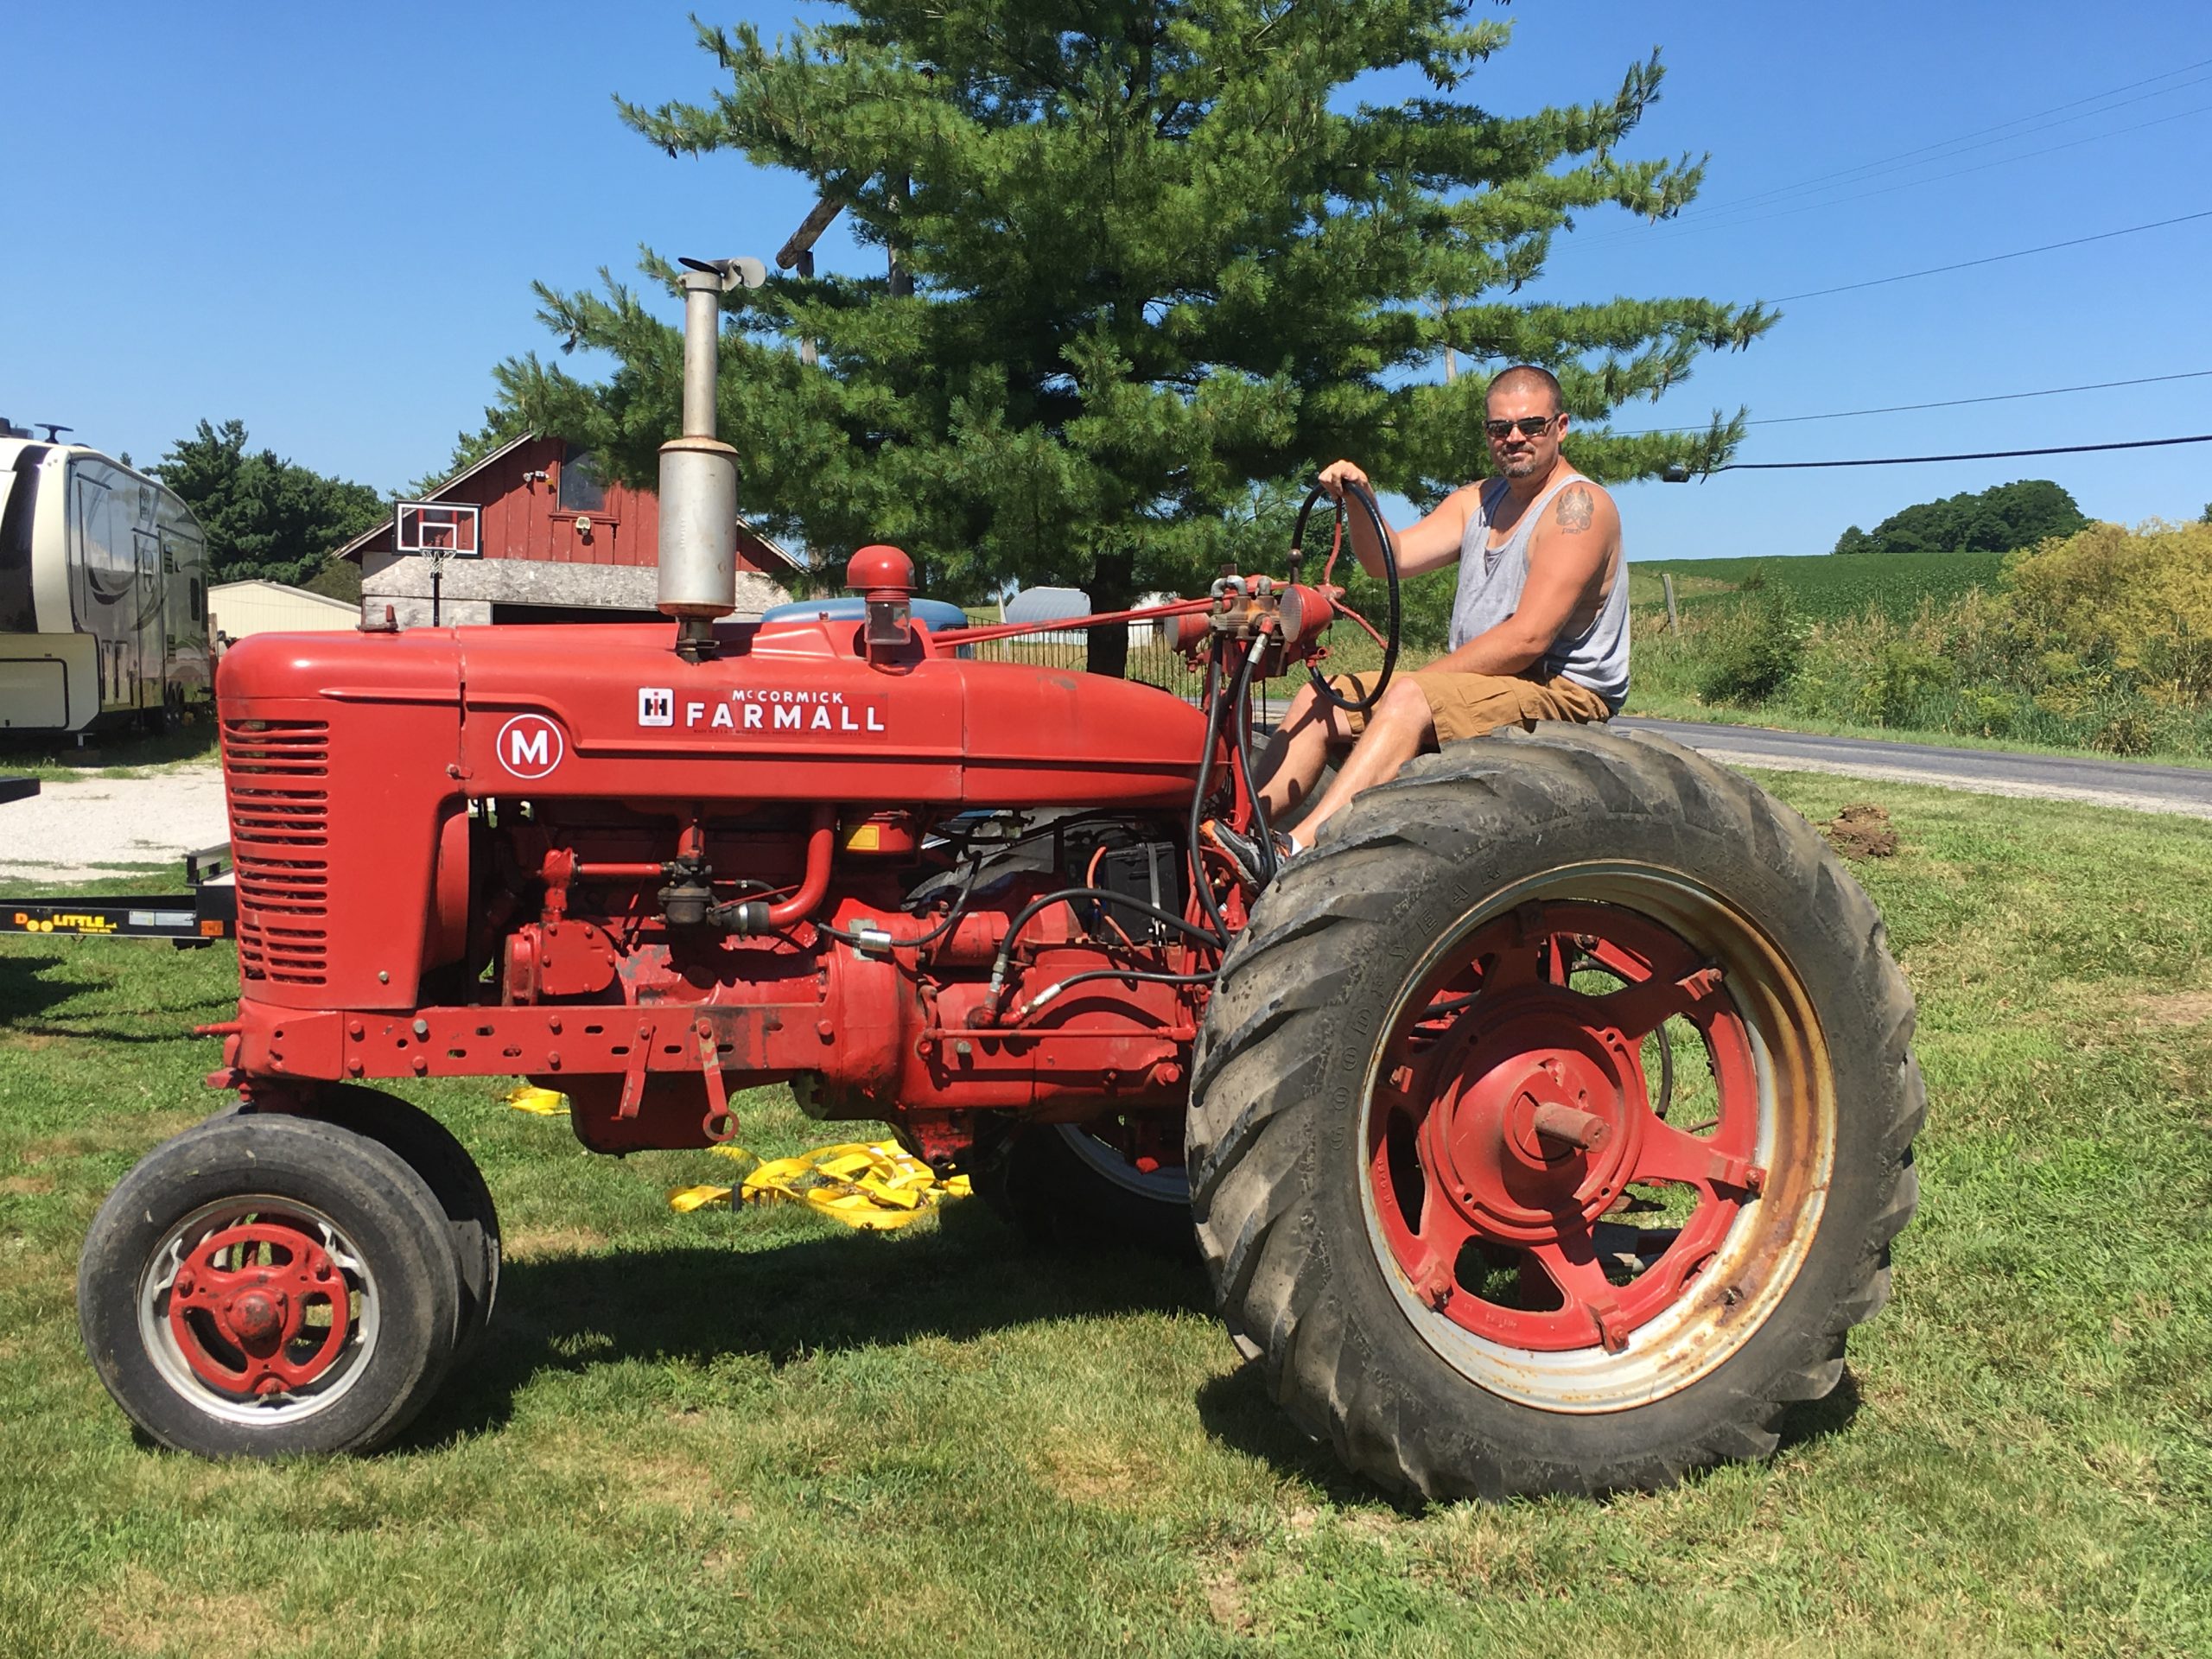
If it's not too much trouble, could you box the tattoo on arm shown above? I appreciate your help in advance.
[1554,485,1595,534]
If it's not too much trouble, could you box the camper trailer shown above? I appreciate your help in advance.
[0,430,211,732]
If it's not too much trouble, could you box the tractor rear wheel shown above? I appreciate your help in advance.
[79,1114,461,1458]
[1187,724,1922,1500]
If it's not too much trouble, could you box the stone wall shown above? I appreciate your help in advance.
[359,550,787,629]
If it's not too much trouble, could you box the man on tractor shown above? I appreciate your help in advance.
[1205,363,1629,887]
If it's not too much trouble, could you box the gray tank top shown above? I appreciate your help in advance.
[1446,472,1630,711]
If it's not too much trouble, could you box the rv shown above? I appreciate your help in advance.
[0,430,211,732]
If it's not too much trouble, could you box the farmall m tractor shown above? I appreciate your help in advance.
[78,260,1922,1502]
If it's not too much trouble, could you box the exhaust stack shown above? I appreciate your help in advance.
[659,255,765,660]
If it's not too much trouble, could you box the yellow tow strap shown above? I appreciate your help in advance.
[669,1140,971,1231]
[503,1086,965,1230]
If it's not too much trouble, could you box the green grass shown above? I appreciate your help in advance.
[0,723,219,782]
[4,781,2212,1655]
[1628,549,2009,623]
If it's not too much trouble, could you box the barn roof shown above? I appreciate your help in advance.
[332,432,804,580]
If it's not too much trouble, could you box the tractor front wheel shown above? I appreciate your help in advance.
[270,1087,501,1366]
[976,1120,1195,1255]
[1188,724,1922,1500]
[79,1114,461,1458]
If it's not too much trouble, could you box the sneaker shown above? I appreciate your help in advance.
[1200,819,1295,890]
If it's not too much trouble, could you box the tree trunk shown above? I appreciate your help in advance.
[1086,550,1134,679]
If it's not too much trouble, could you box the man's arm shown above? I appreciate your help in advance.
[1314,460,1479,580]
[1424,480,1618,676]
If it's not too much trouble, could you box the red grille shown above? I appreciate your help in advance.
[222,719,330,985]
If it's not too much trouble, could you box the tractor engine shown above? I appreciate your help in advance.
[208,576,1224,1173]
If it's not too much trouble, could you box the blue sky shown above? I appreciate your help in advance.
[3,1,2207,563]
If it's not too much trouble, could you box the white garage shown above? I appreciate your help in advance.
[206,580,359,645]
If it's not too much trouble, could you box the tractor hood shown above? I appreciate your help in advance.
[218,613,1213,811]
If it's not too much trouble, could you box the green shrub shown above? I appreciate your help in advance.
[1999,518,2212,705]
[1959,688,2022,738]
[1695,571,1805,704]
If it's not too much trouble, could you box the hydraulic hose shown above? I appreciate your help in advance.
[1185,638,1234,944]
[1227,639,1277,881]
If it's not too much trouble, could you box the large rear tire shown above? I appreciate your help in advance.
[78,1114,461,1458]
[1187,724,1922,1500]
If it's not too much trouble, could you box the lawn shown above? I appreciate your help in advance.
[3,775,2210,1656]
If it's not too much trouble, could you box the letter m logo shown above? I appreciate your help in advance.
[496,714,563,779]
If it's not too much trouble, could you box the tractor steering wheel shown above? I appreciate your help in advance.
[1288,476,1401,717]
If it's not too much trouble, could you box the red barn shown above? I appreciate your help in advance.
[338,434,800,626]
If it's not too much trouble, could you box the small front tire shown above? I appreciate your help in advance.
[79,1114,461,1458]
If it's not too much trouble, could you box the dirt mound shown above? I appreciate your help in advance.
[1822,802,1897,860]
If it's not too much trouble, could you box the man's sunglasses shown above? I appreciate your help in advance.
[1484,415,1558,441]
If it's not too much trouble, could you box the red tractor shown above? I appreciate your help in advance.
[77,262,1921,1501]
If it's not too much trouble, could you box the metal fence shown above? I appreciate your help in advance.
[960,621,1289,725]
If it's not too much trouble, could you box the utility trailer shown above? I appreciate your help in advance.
[75,259,1921,1500]
[2,843,236,945]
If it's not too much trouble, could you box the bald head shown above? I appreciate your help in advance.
[1486,365,1562,415]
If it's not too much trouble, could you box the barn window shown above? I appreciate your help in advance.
[557,446,607,514]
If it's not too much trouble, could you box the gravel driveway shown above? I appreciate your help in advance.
[0,765,231,881]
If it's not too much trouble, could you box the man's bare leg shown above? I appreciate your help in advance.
[1289,679,1438,844]
[1254,678,1355,822]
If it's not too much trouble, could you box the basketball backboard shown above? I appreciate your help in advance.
[394,501,481,556]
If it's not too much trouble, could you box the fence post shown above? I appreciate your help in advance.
[1662,573,1680,635]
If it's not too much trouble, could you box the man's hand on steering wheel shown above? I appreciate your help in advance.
[1291,467,1400,717]
[1316,459,1372,502]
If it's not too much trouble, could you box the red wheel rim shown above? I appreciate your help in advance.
[1365,893,1794,1371]
[164,1214,353,1397]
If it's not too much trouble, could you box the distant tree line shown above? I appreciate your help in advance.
[1833,479,2088,557]
[154,419,385,593]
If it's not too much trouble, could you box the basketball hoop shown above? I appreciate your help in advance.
[394,501,480,556]
[393,501,480,627]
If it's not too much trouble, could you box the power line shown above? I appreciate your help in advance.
[1562,57,2212,251]
[1687,433,2212,475]
[1703,57,2212,209]
[1612,368,2212,438]
[1574,99,2212,251]
[1769,208,2212,302]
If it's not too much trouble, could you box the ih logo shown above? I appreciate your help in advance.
[638,687,673,726]
[496,714,565,779]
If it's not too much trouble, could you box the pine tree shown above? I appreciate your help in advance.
[498,1,1772,671]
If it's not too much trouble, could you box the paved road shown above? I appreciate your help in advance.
[1619,718,2212,821]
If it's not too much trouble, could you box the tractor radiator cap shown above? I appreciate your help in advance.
[845,544,915,598]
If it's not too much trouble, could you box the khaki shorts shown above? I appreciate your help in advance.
[1326,669,1613,745]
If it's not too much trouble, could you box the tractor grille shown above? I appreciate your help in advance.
[222,718,330,986]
